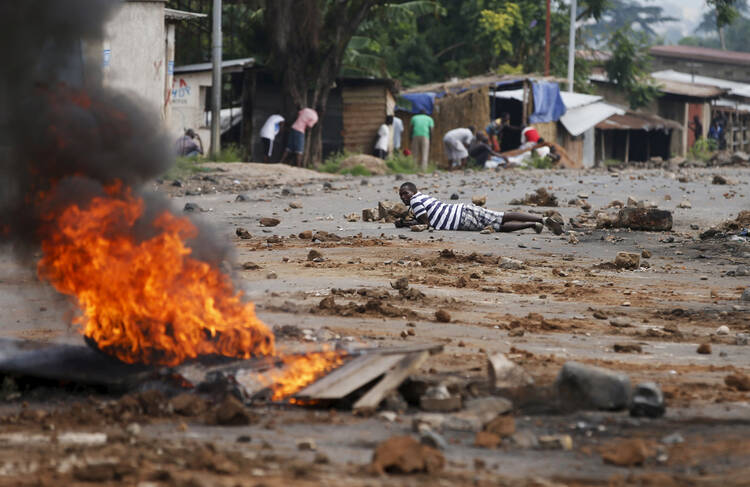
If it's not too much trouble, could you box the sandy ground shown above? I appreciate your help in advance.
[0,162,749,486]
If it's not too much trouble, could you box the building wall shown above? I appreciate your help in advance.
[169,70,212,146]
[651,56,750,84]
[657,98,688,157]
[342,85,388,153]
[103,1,167,121]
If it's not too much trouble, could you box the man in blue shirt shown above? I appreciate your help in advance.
[397,182,563,234]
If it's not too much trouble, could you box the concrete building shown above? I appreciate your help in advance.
[98,1,205,123]
[650,45,750,84]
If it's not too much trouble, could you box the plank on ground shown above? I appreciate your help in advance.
[294,353,404,400]
[353,350,430,413]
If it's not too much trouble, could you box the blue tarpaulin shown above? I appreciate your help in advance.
[397,92,437,115]
[529,82,566,123]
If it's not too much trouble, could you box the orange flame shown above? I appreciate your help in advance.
[259,349,345,401]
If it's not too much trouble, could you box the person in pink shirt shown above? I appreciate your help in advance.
[281,107,319,167]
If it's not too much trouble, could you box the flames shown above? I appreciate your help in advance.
[35,183,343,399]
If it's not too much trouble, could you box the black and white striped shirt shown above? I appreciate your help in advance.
[409,192,464,230]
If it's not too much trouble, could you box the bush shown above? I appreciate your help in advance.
[163,157,214,180]
[524,153,554,169]
[204,144,244,162]
[385,151,437,173]
[319,149,436,175]
[689,137,717,162]
[318,149,358,174]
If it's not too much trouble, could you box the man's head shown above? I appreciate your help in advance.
[501,112,510,123]
[399,182,418,205]
[693,115,700,123]
[185,128,196,138]
[419,110,428,116]
[386,115,394,125]
[477,132,489,143]
[467,125,476,134]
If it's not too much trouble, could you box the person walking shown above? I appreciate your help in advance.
[409,110,434,170]
[280,107,318,167]
[373,116,392,159]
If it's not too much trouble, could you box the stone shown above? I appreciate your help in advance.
[487,353,534,391]
[391,277,409,290]
[472,195,487,206]
[626,196,639,208]
[712,175,728,185]
[235,227,252,239]
[379,411,397,422]
[383,391,409,412]
[419,428,448,450]
[614,343,642,353]
[307,249,323,261]
[378,201,408,223]
[420,395,462,412]
[736,333,749,346]
[601,438,648,467]
[616,208,673,231]
[538,435,573,451]
[266,272,278,279]
[242,261,261,270]
[297,438,316,451]
[298,230,313,239]
[661,433,684,445]
[463,397,513,418]
[499,257,526,270]
[555,362,631,411]
[183,202,202,212]
[259,217,280,227]
[741,288,750,302]
[435,309,451,323]
[735,265,749,277]
[609,318,632,328]
[614,252,640,270]
[371,436,444,475]
[344,212,359,222]
[235,194,250,202]
[630,382,665,418]
[641,250,652,259]
[716,325,730,336]
[450,193,459,200]
[214,396,255,426]
[171,394,208,417]
[289,201,303,209]
[411,224,429,232]
[483,415,515,438]
[696,343,712,354]
[474,431,501,448]
[362,208,377,222]
[510,431,538,449]
[724,373,750,391]
[677,200,692,209]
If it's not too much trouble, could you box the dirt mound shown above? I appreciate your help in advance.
[340,154,389,175]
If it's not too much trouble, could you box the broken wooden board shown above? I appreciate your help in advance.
[353,350,430,413]
[294,353,403,400]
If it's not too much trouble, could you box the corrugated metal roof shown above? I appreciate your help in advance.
[165,8,207,21]
[650,45,750,67]
[174,57,254,74]
[402,73,565,95]
[492,89,601,109]
[651,70,750,98]
[596,111,683,131]
[561,102,624,136]
[655,78,727,98]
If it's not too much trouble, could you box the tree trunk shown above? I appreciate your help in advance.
[719,25,726,50]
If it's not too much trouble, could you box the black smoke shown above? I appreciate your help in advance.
[0,0,230,266]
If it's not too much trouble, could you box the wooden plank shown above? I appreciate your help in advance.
[353,350,430,413]
[295,353,404,400]
[349,344,444,356]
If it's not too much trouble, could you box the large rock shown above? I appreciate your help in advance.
[340,154,389,175]
[378,200,408,222]
[371,436,444,475]
[555,362,631,411]
[616,208,673,231]
[487,353,534,391]
[614,252,641,270]
[629,382,665,418]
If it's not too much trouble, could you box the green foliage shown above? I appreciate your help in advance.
[318,150,434,175]
[478,4,522,58]
[318,149,357,174]
[524,153,554,169]
[584,0,676,43]
[163,156,214,180]
[689,137,718,161]
[605,29,660,109]
[707,0,741,29]
[204,144,244,162]
[385,151,437,173]
[494,63,524,75]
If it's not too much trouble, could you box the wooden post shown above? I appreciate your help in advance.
[599,130,605,166]
[625,130,630,163]
[646,133,651,161]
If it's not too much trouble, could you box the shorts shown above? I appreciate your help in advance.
[457,205,505,232]
[261,137,274,157]
[287,129,305,154]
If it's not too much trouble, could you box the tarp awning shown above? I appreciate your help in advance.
[560,102,624,136]
[596,111,683,131]
[529,82,566,123]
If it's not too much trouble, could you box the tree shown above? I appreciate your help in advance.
[605,29,660,109]
[704,0,744,49]
[585,0,676,43]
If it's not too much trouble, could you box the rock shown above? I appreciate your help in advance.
[422,384,450,399]
[242,261,261,270]
[538,435,573,451]
[450,193,459,200]
[383,392,409,412]
[307,249,323,261]
[379,411,397,422]
[716,325,730,336]
[601,438,648,467]
[183,202,202,212]
[419,428,448,450]
[362,208,377,222]
[641,250,652,259]
[661,433,684,445]
[613,343,642,353]
[474,431,501,448]
[420,395,462,412]
[411,224,429,232]
[435,309,451,323]
[630,382,665,418]
[340,154,388,175]
[616,208,673,231]
[266,272,278,279]
[609,318,632,328]
[511,431,539,449]
[712,174,728,185]
[735,265,749,277]
[170,394,208,417]
[391,277,409,290]
[696,343,712,354]
[297,438,316,451]
[298,230,313,239]
[677,200,692,209]
[259,217,280,227]
[171,179,183,187]
[499,257,526,270]
[371,436,444,475]
[514,187,558,207]
[483,415,515,438]
[289,201,303,209]
[214,396,255,426]
[463,397,513,418]
[472,195,487,206]
[378,201,409,222]
[235,227,252,239]
[614,252,640,270]
[626,196,639,208]
[487,353,534,391]
[344,212,359,222]
[736,333,749,346]
[555,362,631,411]
[741,287,750,302]
[125,423,141,436]
[235,194,250,202]
[724,373,750,391]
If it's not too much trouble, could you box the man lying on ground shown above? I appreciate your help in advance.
[396,182,563,234]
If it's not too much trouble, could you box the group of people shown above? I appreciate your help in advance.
[689,113,728,150]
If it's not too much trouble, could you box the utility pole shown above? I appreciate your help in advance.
[567,0,576,92]
[210,0,222,158]
[545,0,551,76]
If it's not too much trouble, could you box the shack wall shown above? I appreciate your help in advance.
[342,85,388,153]
[169,70,212,145]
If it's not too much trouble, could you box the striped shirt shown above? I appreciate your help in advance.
[409,192,464,230]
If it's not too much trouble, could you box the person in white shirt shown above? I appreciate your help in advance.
[259,114,285,163]
[392,116,404,152]
[443,126,475,169]
[374,116,392,159]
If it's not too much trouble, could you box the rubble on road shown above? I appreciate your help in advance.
[509,187,559,207]
[378,200,409,222]
[556,362,631,411]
